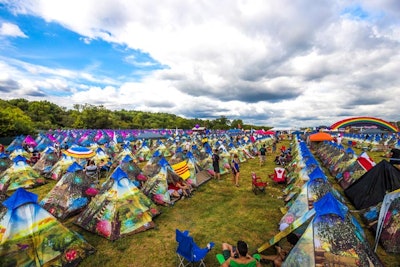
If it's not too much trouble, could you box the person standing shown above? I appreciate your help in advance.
[259,144,267,166]
[212,149,221,181]
[231,154,240,187]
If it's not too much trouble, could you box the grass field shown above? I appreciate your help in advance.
[28,139,400,267]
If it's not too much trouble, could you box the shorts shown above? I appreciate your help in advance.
[168,189,182,195]
[223,249,231,260]
[213,164,220,173]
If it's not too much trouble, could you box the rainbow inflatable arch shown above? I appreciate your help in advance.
[330,116,399,133]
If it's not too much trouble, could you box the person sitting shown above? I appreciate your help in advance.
[29,150,40,165]
[260,233,299,267]
[85,160,98,179]
[221,240,261,267]
[168,178,193,199]
[168,181,184,199]
[274,153,286,166]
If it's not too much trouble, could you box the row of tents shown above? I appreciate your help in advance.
[0,130,273,266]
[257,133,399,266]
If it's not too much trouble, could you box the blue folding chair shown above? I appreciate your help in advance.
[175,229,214,267]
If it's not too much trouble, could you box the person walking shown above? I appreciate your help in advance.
[212,149,221,181]
[231,154,240,187]
[259,144,267,166]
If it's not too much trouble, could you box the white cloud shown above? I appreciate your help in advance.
[0,22,27,38]
[1,0,400,127]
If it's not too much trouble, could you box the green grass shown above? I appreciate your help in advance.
[26,140,400,267]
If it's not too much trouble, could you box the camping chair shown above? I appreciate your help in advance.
[216,253,261,266]
[251,172,268,195]
[176,229,214,267]
[268,167,287,184]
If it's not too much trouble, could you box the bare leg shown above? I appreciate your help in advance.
[235,172,240,186]
[222,243,234,257]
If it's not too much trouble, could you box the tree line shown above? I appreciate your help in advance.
[0,98,269,137]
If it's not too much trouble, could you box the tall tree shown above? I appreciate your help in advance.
[0,100,35,136]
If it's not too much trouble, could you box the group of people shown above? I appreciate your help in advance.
[84,158,113,181]
[167,177,194,200]
[212,149,241,187]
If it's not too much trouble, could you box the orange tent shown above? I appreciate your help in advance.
[309,132,333,142]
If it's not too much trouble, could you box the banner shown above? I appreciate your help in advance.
[171,160,190,180]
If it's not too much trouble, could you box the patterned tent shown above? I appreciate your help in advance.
[374,188,400,253]
[117,155,148,187]
[40,162,98,220]
[0,155,45,192]
[48,153,76,180]
[280,167,339,230]
[141,157,174,205]
[32,146,59,176]
[0,188,95,267]
[0,153,12,175]
[185,151,212,186]
[282,193,383,267]
[74,167,160,240]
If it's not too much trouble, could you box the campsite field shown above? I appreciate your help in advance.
[30,140,400,267]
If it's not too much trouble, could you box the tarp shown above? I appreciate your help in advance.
[345,160,400,210]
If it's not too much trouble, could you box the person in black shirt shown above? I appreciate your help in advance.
[389,148,400,166]
[259,144,267,166]
[212,149,221,181]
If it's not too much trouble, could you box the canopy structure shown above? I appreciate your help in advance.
[64,145,96,159]
[309,132,333,142]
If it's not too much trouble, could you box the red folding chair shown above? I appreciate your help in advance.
[251,172,268,195]
[269,167,287,184]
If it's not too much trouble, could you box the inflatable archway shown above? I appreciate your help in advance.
[330,116,399,133]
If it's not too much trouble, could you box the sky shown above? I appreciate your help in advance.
[0,0,399,128]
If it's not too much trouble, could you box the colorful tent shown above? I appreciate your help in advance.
[0,153,12,175]
[0,155,45,192]
[0,188,95,266]
[48,153,76,180]
[117,154,148,187]
[280,167,339,230]
[40,162,97,220]
[374,188,400,253]
[74,167,160,240]
[186,151,212,186]
[281,193,383,266]
[142,158,175,205]
[32,146,59,176]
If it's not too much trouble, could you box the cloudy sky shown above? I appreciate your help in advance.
[0,0,399,128]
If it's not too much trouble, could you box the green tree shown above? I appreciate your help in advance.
[0,101,35,136]
[231,119,244,129]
